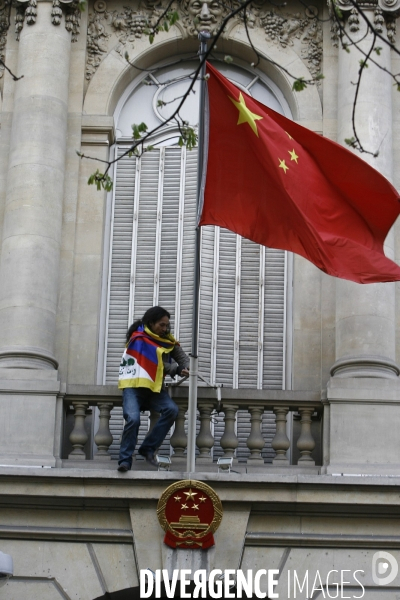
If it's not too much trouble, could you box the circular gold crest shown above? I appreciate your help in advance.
[157,479,223,543]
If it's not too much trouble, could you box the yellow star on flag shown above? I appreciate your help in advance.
[278,159,289,174]
[288,149,299,163]
[229,92,263,137]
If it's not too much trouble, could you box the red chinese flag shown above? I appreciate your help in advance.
[199,62,400,284]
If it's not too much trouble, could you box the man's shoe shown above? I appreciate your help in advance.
[145,454,158,468]
[117,462,131,472]
[139,450,158,468]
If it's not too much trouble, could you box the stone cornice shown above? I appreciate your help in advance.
[1,469,400,508]
[81,114,115,145]
[335,0,400,14]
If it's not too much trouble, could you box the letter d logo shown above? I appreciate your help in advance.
[372,551,398,586]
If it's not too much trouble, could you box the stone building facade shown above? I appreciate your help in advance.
[1,0,400,597]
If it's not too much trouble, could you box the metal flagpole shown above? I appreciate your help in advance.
[186,31,210,473]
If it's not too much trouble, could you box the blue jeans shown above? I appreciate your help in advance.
[118,387,178,467]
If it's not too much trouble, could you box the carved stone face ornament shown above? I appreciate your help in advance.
[186,0,223,32]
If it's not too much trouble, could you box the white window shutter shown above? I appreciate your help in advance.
[263,248,285,388]
[215,228,237,387]
[105,150,137,384]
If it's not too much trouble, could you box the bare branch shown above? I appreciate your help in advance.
[0,58,23,82]
[346,32,379,156]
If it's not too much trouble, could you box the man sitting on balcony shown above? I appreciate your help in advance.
[117,306,190,471]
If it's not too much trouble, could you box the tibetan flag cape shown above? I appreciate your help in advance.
[198,62,400,284]
[118,325,177,392]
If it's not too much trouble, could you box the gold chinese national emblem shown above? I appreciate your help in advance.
[157,479,223,549]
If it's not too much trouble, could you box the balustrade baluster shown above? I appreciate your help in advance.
[94,402,113,460]
[196,401,215,464]
[272,406,290,465]
[170,400,187,462]
[246,406,265,464]
[68,401,89,459]
[220,404,239,459]
[297,407,316,464]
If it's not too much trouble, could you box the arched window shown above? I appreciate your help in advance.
[101,59,293,460]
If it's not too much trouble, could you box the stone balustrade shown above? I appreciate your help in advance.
[62,385,322,470]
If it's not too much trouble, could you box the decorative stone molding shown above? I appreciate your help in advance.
[86,1,159,80]
[0,0,10,80]
[328,0,399,47]
[0,346,59,369]
[386,14,397,40]
[86,8,110,79]
[348,7,360,31]
[85,0,323,83]
[255,6,323,79]
[51,0,62,25]
[335,0,400,12]
[330,355,400,379]
[14,0,80,41]
[374,6,385,30]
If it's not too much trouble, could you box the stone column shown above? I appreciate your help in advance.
[333,3,398,379]
[0,1,72,369]
[0,2,73,465]
[327,3,400,474]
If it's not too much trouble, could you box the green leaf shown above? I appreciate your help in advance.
[131,122,148,139]
[179,125,198,151]
[87,169,113,192]
[315,73,325,81]
[132,124,140,140]
[224,55,233,64]
[374,47,382,56]
[169,11,179,25]
[344,137,356,147]
[359,60,368,69]
[332,2,343,19]
[292,78,307,92]
[78,1,86,13]
[157,100,167,107]
[397,83,400,92]
[149,33,154,44]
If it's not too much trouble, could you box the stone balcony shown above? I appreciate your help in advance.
[62,384,323,474]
